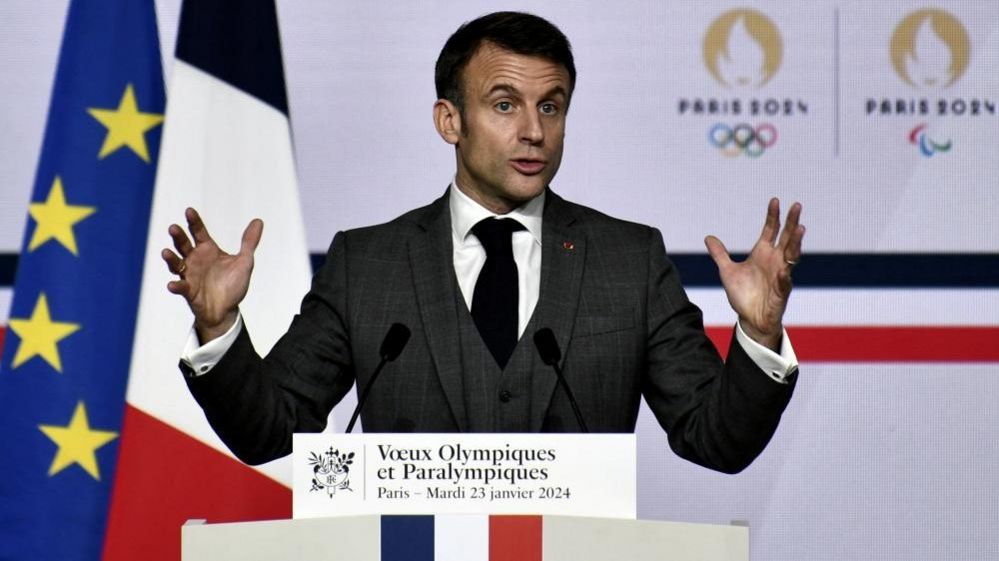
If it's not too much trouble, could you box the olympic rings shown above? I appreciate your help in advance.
[708,123,778,158]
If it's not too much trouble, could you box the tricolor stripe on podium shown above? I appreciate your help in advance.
[179,512,752,559]
[380,515,542,561]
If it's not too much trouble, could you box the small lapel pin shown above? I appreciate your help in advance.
[563,241,574,250]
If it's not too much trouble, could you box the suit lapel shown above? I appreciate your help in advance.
[408,193,468,432]
[529,191,585,431]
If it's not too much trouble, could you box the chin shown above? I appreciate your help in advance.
[507,179,548,200]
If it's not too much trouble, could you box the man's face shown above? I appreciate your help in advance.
[446,43,570,213]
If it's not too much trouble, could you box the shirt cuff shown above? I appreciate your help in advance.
[179,314,244,377]
[735,321,799,384]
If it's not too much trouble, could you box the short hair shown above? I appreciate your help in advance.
[435,12,576,114]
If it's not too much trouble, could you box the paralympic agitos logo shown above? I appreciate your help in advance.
[908,123,951,157]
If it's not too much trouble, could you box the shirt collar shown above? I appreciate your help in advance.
[449,180,544,245]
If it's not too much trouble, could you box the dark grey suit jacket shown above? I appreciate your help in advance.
[187,190,795,472]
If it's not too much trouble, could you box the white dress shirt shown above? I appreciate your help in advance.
[449,181,543,338]
[183,183,797,383]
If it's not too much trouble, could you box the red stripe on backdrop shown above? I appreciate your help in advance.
[2,324,997,365]
[706,326,999,362]
[102,405,290,561]
[489,516,542,561]
[0,326,5,353]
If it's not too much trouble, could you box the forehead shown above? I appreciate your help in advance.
[463,42,571,95]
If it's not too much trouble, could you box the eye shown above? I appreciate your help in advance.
[539,102,559,115]
[495,101,514,112]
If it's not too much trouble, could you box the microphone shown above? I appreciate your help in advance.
[345,323,411,433]
[533,328,589,433]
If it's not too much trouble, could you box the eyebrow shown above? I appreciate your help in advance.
[485,83,568,101]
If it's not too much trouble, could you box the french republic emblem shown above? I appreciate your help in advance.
[309,446,355,497]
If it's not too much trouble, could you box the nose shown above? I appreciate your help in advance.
[519,109,544,145]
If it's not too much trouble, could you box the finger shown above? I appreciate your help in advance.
[239,218,264,256]
[166,279,190,297]
[777,201,803,251]
[776,265,793,298]
[161,248,186,275]
[784,224,806,265]
[186,207,214,245]
[758,197,781,246]
[169,223,194,257]
[704,235,733,270]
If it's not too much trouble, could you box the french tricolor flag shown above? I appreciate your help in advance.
[102,0,307,558]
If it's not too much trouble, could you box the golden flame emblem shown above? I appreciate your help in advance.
[703,9,782,88]
[891,9,970,88]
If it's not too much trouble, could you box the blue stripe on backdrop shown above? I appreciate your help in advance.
[1,252,998,289]
[381,515,435,561]
[309,252,999,288]
[669,253,999,288]
[0,254,15,286]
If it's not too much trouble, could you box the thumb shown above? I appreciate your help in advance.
[704,235,732,270]
[240,218,264,256]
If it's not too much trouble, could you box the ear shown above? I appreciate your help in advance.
[433,99,462,145]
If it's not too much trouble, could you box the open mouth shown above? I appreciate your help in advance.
[510,159,546,175]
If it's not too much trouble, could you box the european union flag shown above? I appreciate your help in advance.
[0,0,164,558]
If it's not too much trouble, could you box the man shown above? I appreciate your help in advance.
[163,12,804,473]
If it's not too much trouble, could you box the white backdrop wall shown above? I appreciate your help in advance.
[2,2,997,560]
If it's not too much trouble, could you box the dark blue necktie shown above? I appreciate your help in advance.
[471,217,525,369]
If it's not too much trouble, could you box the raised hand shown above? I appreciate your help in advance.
[704,198,805,351]
[161,208,263,343]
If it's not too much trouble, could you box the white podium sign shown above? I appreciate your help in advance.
[292,433,636,519]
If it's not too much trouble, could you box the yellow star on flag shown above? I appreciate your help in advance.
[87,83,164,162]
[27,176,96,255]
[7,293,81,373]
[38,401,118,480]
